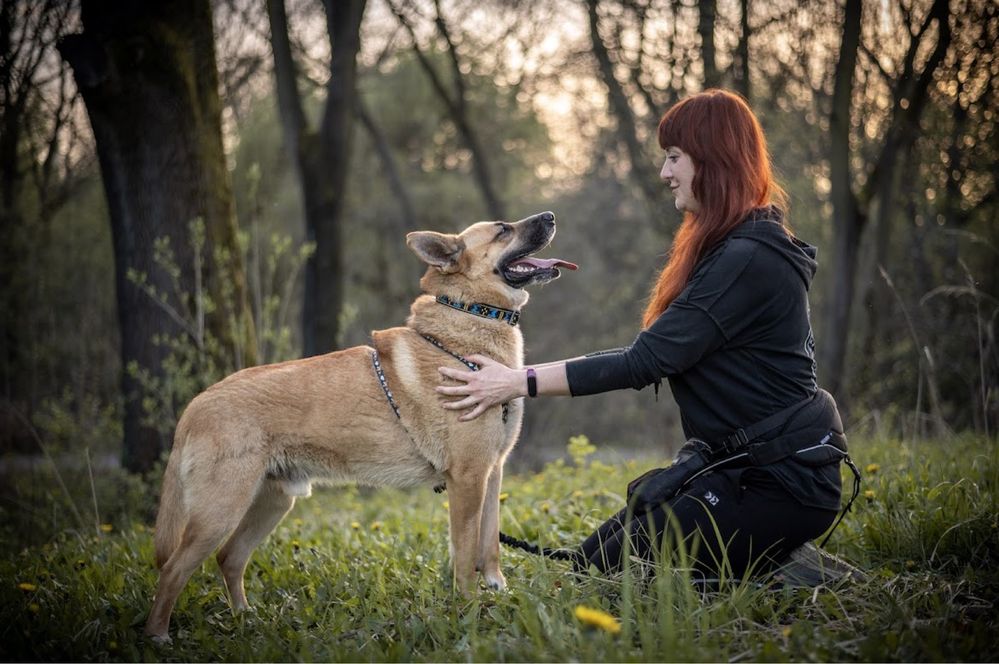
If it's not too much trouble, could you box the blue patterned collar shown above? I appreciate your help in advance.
[435,294,520,326]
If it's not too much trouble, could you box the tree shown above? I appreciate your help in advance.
[821,0,952,403]
[266,0,366,356]
[1,0,93,451]
[388,0,506,220]
[60,0,256,473]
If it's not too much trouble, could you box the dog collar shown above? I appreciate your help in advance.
[435,294,520,326]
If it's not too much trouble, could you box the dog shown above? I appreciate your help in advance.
[144,211,576,641]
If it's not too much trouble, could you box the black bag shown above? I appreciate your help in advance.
[626,438,713,516]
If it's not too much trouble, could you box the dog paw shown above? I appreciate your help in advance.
[483,570,507,591]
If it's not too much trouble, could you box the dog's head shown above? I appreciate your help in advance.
[406,211,577,308]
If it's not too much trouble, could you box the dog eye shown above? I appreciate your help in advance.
[494,224,512,240]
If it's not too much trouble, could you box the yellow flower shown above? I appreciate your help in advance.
[865,463,880,474]
[350,521,361,530]
[100,523,113,533]
[574,605,621,634]
[572,490,584,499]
[499,492,510,502]
[864,489,876,500]
[371,521,382,531]
[18,582,37,592]
[541,502,551,513]
[442,501,449,510]
[781,625,792,639]
[28,603,40,613]
[905,559,916,570]
[290,539,301,549]
[293,518,304,527]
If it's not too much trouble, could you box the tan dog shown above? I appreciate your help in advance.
[144,211,575,641]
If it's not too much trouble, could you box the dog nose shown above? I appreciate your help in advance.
[539,211,554,223]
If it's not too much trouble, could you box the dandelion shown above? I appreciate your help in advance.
[864,489,876,501]
[28,603,40,613]
[574,605,621,634]
[291,539,301,549]
[293,518,304,527]
[572,490,584,499]
[781,625,792,639]
[442,501,450,510]
[371,521,382,531]
[17,582,37,592]
[100,523,113,533]
[350,521,361,530]
[499,492,509,502]
[865,463,880,474]
[541,502,551,513]
[905,560,916,570]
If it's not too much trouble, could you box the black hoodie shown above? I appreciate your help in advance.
[566,206,841,510]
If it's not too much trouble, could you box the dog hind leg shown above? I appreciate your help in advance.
[216,479,295,612]
[144,468,263,642]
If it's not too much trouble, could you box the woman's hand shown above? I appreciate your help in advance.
[436,355,525,422]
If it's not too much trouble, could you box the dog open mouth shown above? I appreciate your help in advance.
[501,255,579,288]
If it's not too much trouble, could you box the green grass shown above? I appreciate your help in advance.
[1,434,997,661]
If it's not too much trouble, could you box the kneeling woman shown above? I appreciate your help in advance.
[436,89,849,578]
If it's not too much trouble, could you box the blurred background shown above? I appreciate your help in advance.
[1,0,995,476]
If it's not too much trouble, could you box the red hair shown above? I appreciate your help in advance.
[642,89,787,328]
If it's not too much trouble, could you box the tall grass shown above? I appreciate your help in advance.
[1,434,997,661]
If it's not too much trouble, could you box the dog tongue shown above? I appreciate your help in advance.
[511,257,579,271]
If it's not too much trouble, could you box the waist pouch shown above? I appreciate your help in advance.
[626,389,849,515]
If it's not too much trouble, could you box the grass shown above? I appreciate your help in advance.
[1,434,997,661]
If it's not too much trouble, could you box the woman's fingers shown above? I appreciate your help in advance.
[459,402,489,422]
[436,384,470,396]
[438,366,476,382]
[441,396,480,410]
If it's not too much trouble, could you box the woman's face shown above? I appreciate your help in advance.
[660,147,699,213]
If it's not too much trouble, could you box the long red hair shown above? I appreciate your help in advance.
[642,89,787,328]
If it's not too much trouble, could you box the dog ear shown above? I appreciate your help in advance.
[406,231,465,273]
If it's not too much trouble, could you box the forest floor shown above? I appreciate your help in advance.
[1,434,997,661]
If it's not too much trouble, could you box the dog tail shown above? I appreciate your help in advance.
[153,424,189,569]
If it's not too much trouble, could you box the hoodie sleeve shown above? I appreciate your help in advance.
[565,239,765,395]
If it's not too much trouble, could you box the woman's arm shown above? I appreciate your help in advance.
[436,357,571,422]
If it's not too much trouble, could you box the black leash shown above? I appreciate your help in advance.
[499,531,582,563]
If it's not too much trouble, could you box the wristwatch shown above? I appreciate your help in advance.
[526,367,537,397]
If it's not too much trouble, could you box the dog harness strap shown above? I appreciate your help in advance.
[420,333,510,423]
[435,294,521,326]
[371,350,402,419]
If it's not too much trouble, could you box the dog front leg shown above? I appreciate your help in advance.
[445,471,487,596]
[476,461,506,590]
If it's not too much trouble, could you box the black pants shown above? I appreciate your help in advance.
[579,468,838,579]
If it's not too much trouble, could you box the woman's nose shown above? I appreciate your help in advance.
[660,162,671,181]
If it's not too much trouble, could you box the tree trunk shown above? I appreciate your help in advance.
[821,0,951,404]
[60,0,255,473]
[586,0,665,224]
[388,0,505,220]
[820,0,863,402]
[267,0,366,356]
[735,0,751,99]
[698,0,721,89]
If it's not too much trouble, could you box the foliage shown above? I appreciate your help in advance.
[123,218,313,437]
[1,434,996,661]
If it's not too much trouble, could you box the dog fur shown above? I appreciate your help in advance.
[144,212,566,641]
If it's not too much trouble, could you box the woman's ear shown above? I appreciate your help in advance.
[406,231,465,273]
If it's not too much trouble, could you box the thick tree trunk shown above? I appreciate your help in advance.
[267,0,365,356]
[60,0,255,473]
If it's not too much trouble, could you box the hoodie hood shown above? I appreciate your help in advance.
[728,206,818,289]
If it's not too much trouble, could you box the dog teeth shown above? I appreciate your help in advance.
[508,265,535,273]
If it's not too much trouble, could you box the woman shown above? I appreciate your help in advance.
[436,89,849,579]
